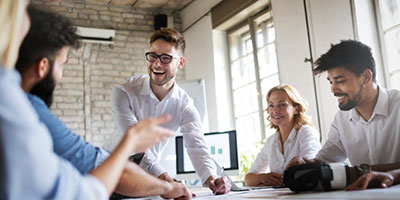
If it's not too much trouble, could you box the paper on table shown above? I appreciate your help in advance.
[237,188,293,198]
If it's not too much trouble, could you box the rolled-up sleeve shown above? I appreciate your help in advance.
[94,148,110,168]
[140,148,167,177]
[247,143,270,174]
[298,126,322,160]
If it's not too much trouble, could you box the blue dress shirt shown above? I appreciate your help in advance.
[27,94,109,174]
[0,67,107,199]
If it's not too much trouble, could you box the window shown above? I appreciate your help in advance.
[228,10,279,172]
[376,0,400,89]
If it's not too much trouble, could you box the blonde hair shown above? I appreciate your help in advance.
[0,0,26,69]
[266,84,311,131]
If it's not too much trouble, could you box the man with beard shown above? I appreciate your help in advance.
[111,28,231,195]
[287,40,400,189]
[16,6,193,199]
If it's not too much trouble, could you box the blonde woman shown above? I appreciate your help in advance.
[244,85,321,186]
[0,1,188,199]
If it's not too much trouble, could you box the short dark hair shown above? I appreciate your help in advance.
[15,5,80,75]
[313,40,376,82]
[150,28,185,55]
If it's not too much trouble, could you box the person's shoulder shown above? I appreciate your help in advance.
[298,125,318,133]
[115,74,148,94]
[173,83,192,103]
[123,74,147,87]
[386,88,400,101]
[332,108,351,123]
[298,125,320,138]
[27,94,47,110]
[265,132,277,145]
[174,83,190,96]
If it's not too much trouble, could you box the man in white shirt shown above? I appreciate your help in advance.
[111,28,231,195]
[288,40,400,189]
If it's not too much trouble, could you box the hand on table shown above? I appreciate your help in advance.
[161,182,195,200]
[346,171,394,191]
[261,172,283,186]
[208,176,231,195]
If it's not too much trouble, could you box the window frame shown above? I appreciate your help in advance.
[374,0,400,89]
[227,8,278,145]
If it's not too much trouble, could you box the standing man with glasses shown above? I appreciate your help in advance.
[111,28,231,195]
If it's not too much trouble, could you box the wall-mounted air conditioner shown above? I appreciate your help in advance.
[76,27,116,44]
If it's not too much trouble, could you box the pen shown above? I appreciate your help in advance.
[220,167,224,177]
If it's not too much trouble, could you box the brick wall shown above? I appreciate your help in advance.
[31,0,184,149]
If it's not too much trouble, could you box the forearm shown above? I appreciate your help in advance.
[244,173,263,186]
[390,169,400,185]
[372,163,400,172]
[114,162,172,197]
[90,134,133,195]
[158,172,174,182]
[346,163,400,186]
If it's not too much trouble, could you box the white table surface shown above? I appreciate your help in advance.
[125,185,400,200]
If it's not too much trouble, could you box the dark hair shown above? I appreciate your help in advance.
[16,5,80,75]
[15,5,80,107]
[150,28,185,55]
[313,40,376,82]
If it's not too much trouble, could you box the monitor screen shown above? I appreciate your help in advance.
[175,130,238,174]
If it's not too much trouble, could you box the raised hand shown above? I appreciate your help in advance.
[126,115,174,153]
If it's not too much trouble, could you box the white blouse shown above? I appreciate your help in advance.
[248,125,321,174]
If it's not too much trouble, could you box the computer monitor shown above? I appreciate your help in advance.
[175,130,239,180]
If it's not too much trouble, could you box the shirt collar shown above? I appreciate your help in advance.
[373,86,389,116]
[274,127,297,143]
[349,86,388,121]
[286,127,298,142]
[139,75,180,100]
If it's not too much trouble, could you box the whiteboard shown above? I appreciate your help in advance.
[177,79,209,129]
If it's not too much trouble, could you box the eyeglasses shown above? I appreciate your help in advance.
[145,52,180,64]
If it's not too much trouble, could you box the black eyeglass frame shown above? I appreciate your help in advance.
[145,52,182,64]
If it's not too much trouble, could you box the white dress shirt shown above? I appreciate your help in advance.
[248,125,321,175]
[111,75,217,183]
[316,87,400,166]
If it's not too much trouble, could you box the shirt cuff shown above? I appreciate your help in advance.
[198,168,218,185]
[94,148,110,168]
[81,175,109,200]
[148,163,167,177]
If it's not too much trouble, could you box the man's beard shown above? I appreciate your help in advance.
[30,71,57,108]
[335,85,363,111]
[149,67,176,87]
[150,73,174,87]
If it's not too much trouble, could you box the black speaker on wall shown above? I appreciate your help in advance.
[154,14,167,30]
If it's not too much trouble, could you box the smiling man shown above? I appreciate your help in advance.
[15,6,192,199]
[313,40,400,168]
[111,28,231,195]
[287,40,400,189]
